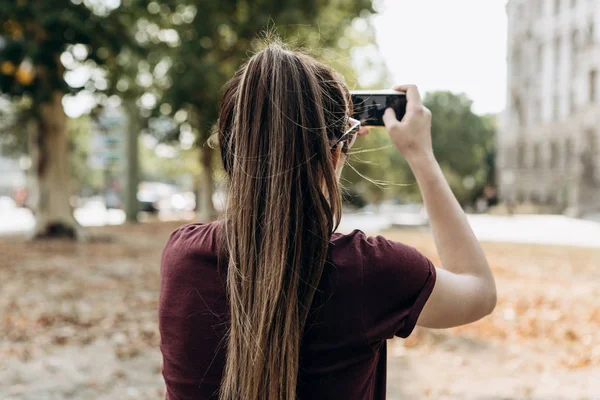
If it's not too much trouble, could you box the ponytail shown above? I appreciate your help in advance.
[217,42,350,400]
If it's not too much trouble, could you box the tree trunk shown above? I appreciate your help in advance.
[124,102,140,223]
[29,92,82,240]
[197,145,217,221]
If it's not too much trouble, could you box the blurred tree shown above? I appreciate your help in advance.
[342,127,405,204]
[68,116,104,197]
[424,91,496,206]
[0,0,151,238]
[156,0,377,221]
[343,91,496,207]
[480,113,497,186]
[139,134,199,184]
[103,8,184,224]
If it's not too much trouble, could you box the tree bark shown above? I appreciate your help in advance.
[29,92,82,240]
[197,145,217,221]
[124,102,140,223]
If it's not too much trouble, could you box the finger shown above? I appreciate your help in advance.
[382,107,398,128]
[392,84,422,108]
[423,106,432,119]
[358,126,370,136]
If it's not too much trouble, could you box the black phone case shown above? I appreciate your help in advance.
[351,92,407,126]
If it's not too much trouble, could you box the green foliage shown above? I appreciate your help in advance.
[342,128,414,203]
[1,1,493,212]
[425,92,493,175]
[139,136,199,183]
[69,116,103,193]
[0,96,29,154]
[0,0,147,107]
[342,91,497,206]
[157,0,376,142]
[424,91,496,205]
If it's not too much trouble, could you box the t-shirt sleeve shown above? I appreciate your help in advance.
[158,224,225,400]
[356,231,436,341]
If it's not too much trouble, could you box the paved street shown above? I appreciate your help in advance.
[0,202,125,235]
[338,210,600,249]
[2,202,600,248]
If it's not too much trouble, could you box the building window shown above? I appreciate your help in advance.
[590,69,597,103]
[517,3,525,20]
[582,129,597,184]
[537,43,544,74]
[587,129,598,155]
[535,0,543,14]
[554,36,562,71]
[571,0,576,7]
[553,93,560,120]
[569,89,576,113]
[554,38,562,114]
[509,145,517,166]
[565,138,573,168]
[513,46,522,77]
[533,143,541,168]
[517,142,526,169]
[554,0,561,14]
[513,95,523,126]
[571,30,579,71]
[550,141,560,169]
[589,21,596,45]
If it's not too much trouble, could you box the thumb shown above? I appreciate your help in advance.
[382,107,398,128]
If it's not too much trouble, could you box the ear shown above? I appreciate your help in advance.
[331,143,343,170]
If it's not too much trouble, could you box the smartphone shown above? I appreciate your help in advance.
[350,90,407,126]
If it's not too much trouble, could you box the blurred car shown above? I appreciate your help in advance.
[390,203,429,227]
[163,191,196,212]
[105,189,121,209]
[137,189,160,213]
[13,187,28,208]
[0,196,16,210]
[137,182,195,214]
[342,189,368,210]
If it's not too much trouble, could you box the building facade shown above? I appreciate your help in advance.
[499,0,600,215]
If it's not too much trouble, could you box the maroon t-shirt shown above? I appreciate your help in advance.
[159,221,436,400]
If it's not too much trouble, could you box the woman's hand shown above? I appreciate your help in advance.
[382,85,433,160]
[357,125,370,137]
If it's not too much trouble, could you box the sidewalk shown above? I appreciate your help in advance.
[339,211,600,248]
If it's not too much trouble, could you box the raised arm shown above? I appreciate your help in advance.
[383,85,497,328]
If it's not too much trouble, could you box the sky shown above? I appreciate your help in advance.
[372,0,509,115]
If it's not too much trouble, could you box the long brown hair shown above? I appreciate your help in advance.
[216,42,351,400]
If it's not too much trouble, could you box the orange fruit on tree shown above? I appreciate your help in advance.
[15,63,35,85]
[1,61,16,75]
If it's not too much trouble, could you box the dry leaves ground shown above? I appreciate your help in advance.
[0,221,598,399]
[383,229,600,400]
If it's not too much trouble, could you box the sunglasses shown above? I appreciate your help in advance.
[331,118,360,153]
